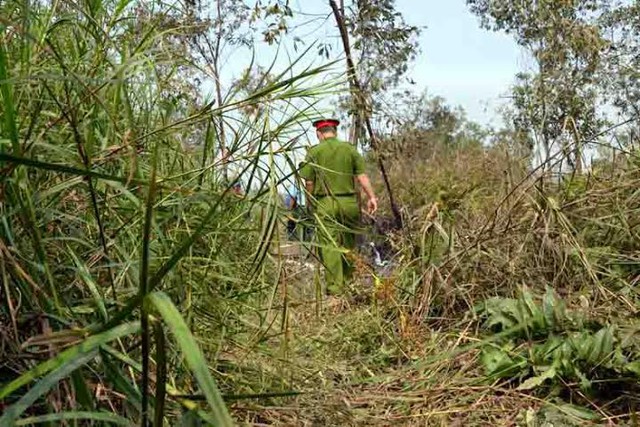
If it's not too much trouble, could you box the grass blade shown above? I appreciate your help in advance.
[0,349,98,424]
[101,349,142,410]
[153,322,168,427]
[146,291,233,427]
[69,246,108,322]
[0,321,141,400]
[0,152,149,186]
[15,411,135,426]
[71,370,94,410]
[140,140,159,427]
[0,28,19,153]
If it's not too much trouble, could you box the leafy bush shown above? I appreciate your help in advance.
[476,287,640,393]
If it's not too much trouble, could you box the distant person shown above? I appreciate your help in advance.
[283,182,312,242]
[300,118,378,295]
[284,183,301,240]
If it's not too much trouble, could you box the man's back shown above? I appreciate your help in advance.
[300,118,378,295]
[301,137,365,196]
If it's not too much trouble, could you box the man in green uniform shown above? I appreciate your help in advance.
[300,118,378,295]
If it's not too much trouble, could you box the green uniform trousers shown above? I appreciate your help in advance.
[315,195,360,295]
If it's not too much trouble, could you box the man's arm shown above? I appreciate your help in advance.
[351,146,377,214]
[356,174,378,215]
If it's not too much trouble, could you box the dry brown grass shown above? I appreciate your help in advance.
[226,138,640,425]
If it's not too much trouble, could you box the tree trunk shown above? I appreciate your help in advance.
[214,0,228,182]
[329,0,403,229]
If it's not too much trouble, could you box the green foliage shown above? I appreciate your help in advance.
[476,287,640,393]
[334,0,422,146]
[374,92,497,215]
[519,403,600,425]
[13,412,135,426]
[347,0,421,93]
[0,0,337,424]
[598,3,640,122]
[147,291,233,426]
[2,0,640,424]
[468,0,608,173]
[467,0,640,172]
[476,286,569,336]
[480,343,528,380]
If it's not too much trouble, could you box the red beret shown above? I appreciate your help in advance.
[312,119,340,129]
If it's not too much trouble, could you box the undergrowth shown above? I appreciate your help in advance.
[1,0,640,426]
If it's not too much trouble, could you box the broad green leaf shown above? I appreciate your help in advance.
[571,331,593,361]
[554,403,600,421]
[574,368,592,392]
[542,286,561,329]
[519,287,543,331]
[479,297,520,331]
[480,344,526,378]
[485,312,518,331]
[626,360,640,376]
[147,292,233,426]
[590,327,614,365]
[517,366,557,390]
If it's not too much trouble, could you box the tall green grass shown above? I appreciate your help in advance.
[5,1,639,425]
[0,0,341,424]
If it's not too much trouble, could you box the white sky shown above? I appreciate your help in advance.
[205,0,529,188]
[213,0,526,127]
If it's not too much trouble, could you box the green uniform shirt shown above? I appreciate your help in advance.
[299,137,365,197]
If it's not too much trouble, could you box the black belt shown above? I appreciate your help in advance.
[315,192,355,199]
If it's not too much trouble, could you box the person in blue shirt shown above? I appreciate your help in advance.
[284,184,300,210]
[284,183,302,240]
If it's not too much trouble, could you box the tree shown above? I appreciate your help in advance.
[329,0,420,228]
[187,1,293,147]
[334,0,421,145]
[599,2,640,137]
[383,92,485,159]
[348,0,420,94]
[467,0,609,173]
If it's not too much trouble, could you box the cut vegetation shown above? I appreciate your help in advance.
[1,0,640,426]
